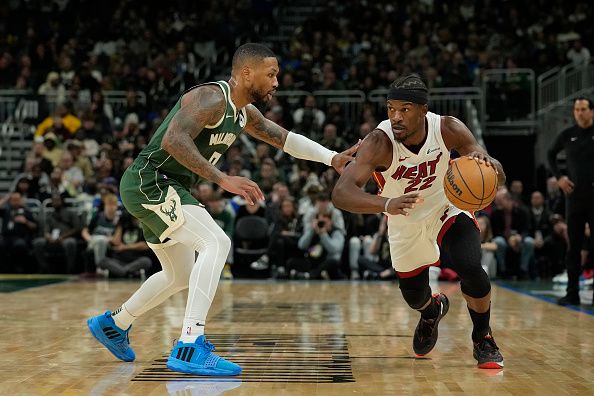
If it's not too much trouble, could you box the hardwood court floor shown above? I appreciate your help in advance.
[1,277,594,395]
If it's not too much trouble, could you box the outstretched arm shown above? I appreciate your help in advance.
[161,86,264,204]
[243,105,357,173]
[332,131,422,215]
[441,116,506,186]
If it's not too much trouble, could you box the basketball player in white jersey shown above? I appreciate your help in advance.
[333,74,506,368]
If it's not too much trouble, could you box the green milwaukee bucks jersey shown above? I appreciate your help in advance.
[137,80,246,189]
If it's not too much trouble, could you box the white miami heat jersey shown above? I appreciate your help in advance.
[373,111,450,225]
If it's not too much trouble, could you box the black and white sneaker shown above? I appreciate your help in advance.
[473,332,504,369]
[413,293,449,357]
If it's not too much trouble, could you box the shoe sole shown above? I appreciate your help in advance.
[167,359,241,376]
[87,318,135,362]
[413,295,450,356]
[477,360,504,369]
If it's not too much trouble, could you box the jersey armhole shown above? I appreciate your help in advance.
[204,81,227,128]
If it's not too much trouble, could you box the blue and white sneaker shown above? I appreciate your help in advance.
[87,311,135,362]
[167,336,241,376]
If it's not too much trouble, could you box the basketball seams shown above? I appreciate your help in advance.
[476,160,485,209]
[444,181,481,209]
[453,160,482,201]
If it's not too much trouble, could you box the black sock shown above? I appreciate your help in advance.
[420,296,439,319]
[468,306,491,342]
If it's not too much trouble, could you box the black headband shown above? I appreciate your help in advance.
[387,87,428,104]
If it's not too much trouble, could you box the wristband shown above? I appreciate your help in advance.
[384,197,393,213]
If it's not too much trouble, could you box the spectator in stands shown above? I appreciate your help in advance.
[41,132,64,168]
[96,216,152,278]
[26,142,54,176]
[235,198,266,224]
[529,191,552,246]
[35,104,81,141]
[15,162,50,200]
[58,152,84,197]
[320,123,348,154]
[491,191,535,278]
[567,40,591,65]
[510,180,527,208]
[357,215,395,280]
[545,176,565,215]
[32,195,80,273]
[37,71,66,104]
[253,197,301,275]
[82,193,121,267]
[252,158,282,197]
[66,140,94,179]
[13,177,33,199]
[40,167,70,201]
[358,122,374,140]
[303,191,345,235]
[539,214,569,278]
[293,95,326,137]
[288,211,345,280]
[193,182,214,205]
[205,191,235,240]
[265,182,291,224]
[0,192,38,272]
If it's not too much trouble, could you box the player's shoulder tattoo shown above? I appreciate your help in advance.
[180,85,227,133]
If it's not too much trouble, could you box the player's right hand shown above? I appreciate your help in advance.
[557,176,574,194]
[220,175,265,205]
[386,193,423,216]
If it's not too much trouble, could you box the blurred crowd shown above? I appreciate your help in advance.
[0,0,592,279]
[1,0,592,97]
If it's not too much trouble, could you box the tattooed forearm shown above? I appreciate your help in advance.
[244,104,287,149]
[161,86,226,183]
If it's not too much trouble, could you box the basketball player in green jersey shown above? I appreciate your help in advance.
[87,43,358,376]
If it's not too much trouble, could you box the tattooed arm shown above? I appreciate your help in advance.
[161,86,264,204]
[242,104,288,148]
[161,85,227,183]
[243,104,358,173]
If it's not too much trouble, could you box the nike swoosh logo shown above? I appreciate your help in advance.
[399,156,410,162]
[570,137,577,141]
[426,147,440,154]
[195,322,205,327]
[226,115,234,119]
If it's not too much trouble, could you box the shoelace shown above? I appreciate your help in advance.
[478,336,499,353]
[202,339,216,352]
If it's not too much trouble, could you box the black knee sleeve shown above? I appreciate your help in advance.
[459,269,491,298]
[398,269,432,309]
[442,215,491,298]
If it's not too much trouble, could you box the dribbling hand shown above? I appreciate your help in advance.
[386,193,423,216]
[219,175,265,205]
[466,151,496,172]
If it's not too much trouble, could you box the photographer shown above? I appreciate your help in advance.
[287,212,345,280]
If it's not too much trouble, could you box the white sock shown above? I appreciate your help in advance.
[179,317,205,343]
[112,304,135,330]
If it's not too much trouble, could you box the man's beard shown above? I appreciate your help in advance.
[249,87,269,104]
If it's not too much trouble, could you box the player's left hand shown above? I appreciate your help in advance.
[466,151,495,169]
[331,140,361,174]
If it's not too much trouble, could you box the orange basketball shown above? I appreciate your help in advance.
[443,157,498,211]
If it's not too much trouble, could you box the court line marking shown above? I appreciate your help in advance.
[495,281,594,317]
